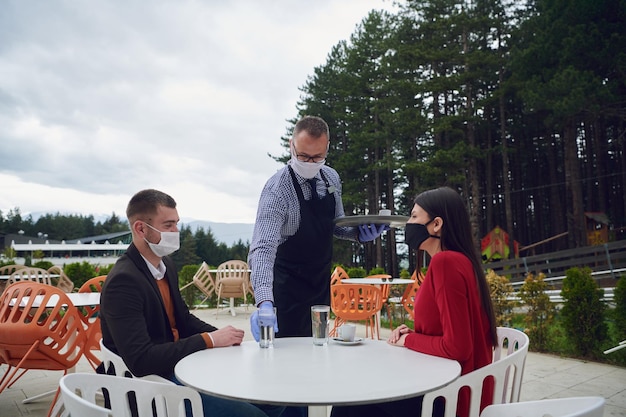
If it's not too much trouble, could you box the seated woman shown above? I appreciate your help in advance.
[331,186,498,417]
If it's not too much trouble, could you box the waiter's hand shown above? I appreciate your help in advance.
[250,301,279,342]
[358,223,390,242]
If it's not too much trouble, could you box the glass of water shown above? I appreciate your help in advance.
[258,307,276,348]
[311,305,330,346]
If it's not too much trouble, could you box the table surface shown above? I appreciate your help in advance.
[175,337,460,408]
[0,274,60,280]
[340,278,415,285]
[12,292,100,308]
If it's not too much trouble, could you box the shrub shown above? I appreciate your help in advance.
[64,261,97,290]
[368,267,386,276]
[33,260,54,270]
[346,267,366,278]
[179,264,202,307]
[485,269,515,326]
[518,272,555,351]
[561,267,607,358]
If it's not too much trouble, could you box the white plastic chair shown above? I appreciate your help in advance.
[421,327,530,417]
[480,396,605,417]
[60,372,204,417]
[99,339,172,384]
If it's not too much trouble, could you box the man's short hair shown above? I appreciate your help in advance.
[126,189,176,223]
[293,115,329,140]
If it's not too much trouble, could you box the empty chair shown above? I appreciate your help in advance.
[214,260,250,317]
[330,266,350,286]
[420,327,529,417]
[480,396,605,417]
[365,273,392,335]
[48,266,75,293]
[0,264,26,294]
[179,262,216,310]
[60,372,203,417]
[0,282,88,416]
[7,267,52,286]
[401,270,425,320]
[330,284,383,340]
[78,275,107,370]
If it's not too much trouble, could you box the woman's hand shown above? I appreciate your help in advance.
[387,324,412,346]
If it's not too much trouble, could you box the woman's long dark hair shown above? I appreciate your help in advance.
[414,186,498,347]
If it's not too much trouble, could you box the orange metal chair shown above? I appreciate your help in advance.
[78,275,107,370]
[365,274,392,334]
[0,281,88,417]
[215,260,249,317]
[180,262,216,310]
[401,270,425,321]
[330,266,350,286]
[330,283,383,340]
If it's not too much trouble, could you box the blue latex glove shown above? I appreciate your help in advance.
[358,223,390,242]
[250,301,278,342]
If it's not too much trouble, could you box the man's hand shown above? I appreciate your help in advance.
[209,325,245,347]
[250,301,278,342]
[358,223,390,242]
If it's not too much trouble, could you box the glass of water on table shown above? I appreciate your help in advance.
[311,305,330,346]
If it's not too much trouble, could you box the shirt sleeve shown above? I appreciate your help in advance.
[248,182,289,305]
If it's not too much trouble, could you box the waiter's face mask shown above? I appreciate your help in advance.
[289,142,327,179]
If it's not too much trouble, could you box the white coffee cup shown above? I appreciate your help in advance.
[338,323,357,342]
[379,209,391,216]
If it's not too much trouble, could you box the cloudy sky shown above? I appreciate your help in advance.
[0,0,397,225]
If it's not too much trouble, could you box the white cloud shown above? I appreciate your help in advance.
[0,0,397,223]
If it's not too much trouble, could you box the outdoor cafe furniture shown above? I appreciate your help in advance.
[338,275,416,335]
[60,372,203,417]
[213,260,250,317]
[0,282,89,417]
[48,265,75,292]
[420,326,529,417]
[78,275,107,370]
[330,283,384,340]
[175,337,461,417]
[7,266,53,286]
[179,261,216,310]
[480,396,605,417]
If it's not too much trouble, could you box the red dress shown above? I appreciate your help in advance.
[404,251,494,417]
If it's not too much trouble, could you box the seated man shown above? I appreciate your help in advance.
[100,189,282,417]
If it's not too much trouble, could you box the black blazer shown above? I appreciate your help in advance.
[100,243,217,378]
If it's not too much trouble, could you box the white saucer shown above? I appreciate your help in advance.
[331,337,364,346]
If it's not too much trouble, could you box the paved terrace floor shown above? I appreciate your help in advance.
[1,306,625,417]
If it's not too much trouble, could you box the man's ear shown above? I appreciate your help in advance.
[132,220,144,236]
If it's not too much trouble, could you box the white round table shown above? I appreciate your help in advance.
[175,337,460,417]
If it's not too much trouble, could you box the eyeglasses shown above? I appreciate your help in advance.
[292,143,326,163]
[380,277,394,282]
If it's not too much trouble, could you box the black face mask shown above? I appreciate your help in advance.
[405,219,440,250]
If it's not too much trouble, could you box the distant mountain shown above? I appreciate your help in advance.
[25,211,254,247]
[182,219,254,246]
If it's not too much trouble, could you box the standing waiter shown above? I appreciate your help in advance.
[248,115,388,341]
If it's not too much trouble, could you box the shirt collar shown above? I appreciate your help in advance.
[141,255,167,280]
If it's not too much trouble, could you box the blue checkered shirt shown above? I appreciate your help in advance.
[248,164,358,305]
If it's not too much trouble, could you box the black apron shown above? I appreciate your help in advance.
[273,166,336,337]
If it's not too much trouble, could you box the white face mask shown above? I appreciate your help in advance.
[289,145,326,179]
[144,223,180,257]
